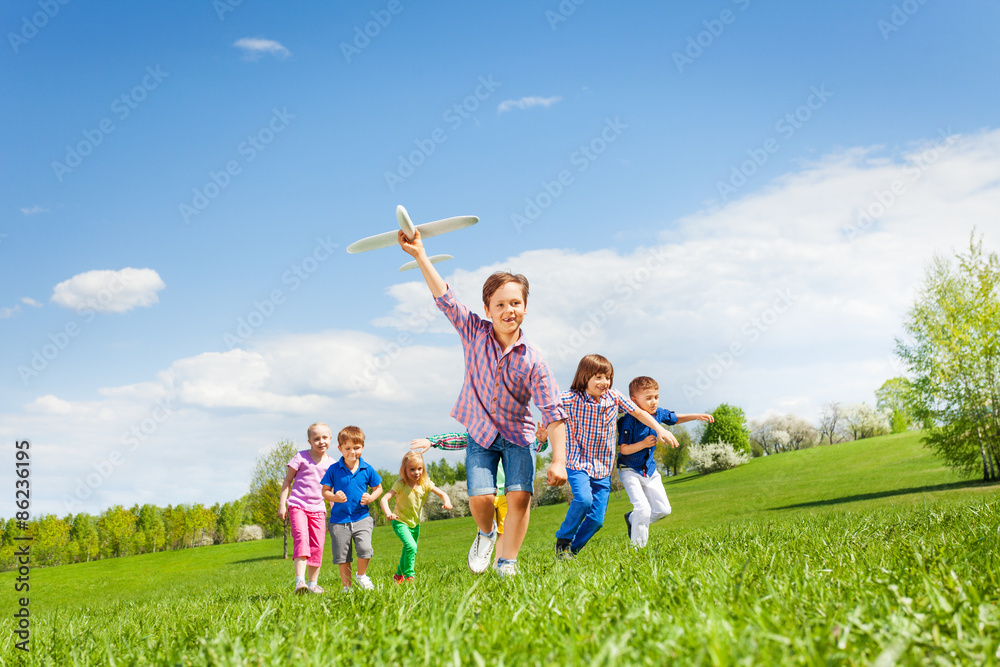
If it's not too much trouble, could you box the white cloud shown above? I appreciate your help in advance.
[50,268,165,313]
[1,297,45,318]
[20,205,49,216]
[234,37,291,60]
[498,96,562,114]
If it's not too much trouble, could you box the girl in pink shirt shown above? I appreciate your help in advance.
[278,422,334,593]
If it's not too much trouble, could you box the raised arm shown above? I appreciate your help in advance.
[675,413,714,424]
[398,229,447,298]
[410,432,469,454]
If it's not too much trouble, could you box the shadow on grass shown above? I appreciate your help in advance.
[663,475,701,487]
[772,479,996,510]
[230,555,286,564]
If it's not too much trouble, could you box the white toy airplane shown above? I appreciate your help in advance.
[346,205,479,272]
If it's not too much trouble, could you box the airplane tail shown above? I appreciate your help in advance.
[398,254,453,272]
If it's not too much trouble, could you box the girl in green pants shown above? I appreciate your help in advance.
[380,451,452,583]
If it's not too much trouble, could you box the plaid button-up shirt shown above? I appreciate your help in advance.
[435,286,566,449]
[562,388,637,478]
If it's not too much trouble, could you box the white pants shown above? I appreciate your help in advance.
[619,467,671,548]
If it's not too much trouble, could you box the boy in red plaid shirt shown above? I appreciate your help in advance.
[399,229,568,576]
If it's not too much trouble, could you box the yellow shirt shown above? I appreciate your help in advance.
[391,477,434,528]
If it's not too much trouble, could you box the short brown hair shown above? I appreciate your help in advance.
[482,271,529,308]
[337,425,365,446]
[569,354,614,393]
[628,376,658,397]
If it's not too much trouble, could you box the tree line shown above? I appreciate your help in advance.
[0,499,248,572]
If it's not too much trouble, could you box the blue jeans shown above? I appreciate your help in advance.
[555,468,611,551]
[466,433,536,497]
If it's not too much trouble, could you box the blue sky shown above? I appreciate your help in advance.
[3,0,1000,515]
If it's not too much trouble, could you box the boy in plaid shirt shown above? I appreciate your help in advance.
[399,229,568,576]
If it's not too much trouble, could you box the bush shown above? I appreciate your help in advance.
[532,457,568,506]
[688,441,750,474]
[236,525,264,542]
[424,482,470,520]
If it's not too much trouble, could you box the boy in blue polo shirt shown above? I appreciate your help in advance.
[618,376,713,548]
[321,425,383,591]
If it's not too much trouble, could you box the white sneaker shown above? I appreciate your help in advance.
[342,585,351,593]
[354,574,375,590]
[467,524,497,573]
[495,559,518,577]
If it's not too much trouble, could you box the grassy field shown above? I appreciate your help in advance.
[2,432,999,665]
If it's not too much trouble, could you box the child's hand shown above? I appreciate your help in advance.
[409,438,431,453]
[442,498,453,511]
[277,505,287,520]
[386,512,398,521]
[657,428,680,449]
[332,490,347,503]
[398,228,426,258]
[697,414,715,423]
[360,492,373,505]
[535,421,548,443]
[639,434,657,450]
[547,460,568,486]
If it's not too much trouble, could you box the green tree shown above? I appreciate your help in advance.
[187,503,217,546]
[31,514,71,566]
[70,513,99,562]
[876,377,919,433]
[370,468,397,527]
[162,505,188,550]
[896,233,1000,481]
[247,439,298,557]
[659,426,691,476]
[136,504,165,553]
[701,404,751,454]
[215,498,246,544]
[97,505,137,558]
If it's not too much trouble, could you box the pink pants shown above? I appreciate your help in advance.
[289,506,327,566]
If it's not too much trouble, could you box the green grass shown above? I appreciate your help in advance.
[3,433,999,665]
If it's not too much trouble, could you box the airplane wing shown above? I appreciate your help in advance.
[415,215,479,239]
[346,215,478,254]
[346,230,399,254]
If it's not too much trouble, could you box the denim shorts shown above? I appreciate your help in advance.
[466,433,536,497]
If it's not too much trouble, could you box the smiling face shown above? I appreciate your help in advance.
[631,388,659,415]
[406,463,425,484]
[585,373,611,400]
[338,439,364,466]
[484,281,527,341]
[307,425,332,458]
